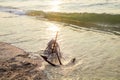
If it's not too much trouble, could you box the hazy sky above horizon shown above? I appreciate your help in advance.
[0,0,120,14]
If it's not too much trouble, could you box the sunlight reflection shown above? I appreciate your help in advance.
[47,24,59,32]
[50,0,61,12]
[47,23,60,37]
[50,5,60,12]
[48,25,59,32]
[50,0,61,6]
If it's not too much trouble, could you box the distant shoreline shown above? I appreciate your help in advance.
[0,6,26,15]
[27,10,120,35]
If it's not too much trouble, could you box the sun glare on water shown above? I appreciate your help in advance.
[50,0,61,12]
[47,25,60,32]
[51,0,61,5]
[47,23,60,37]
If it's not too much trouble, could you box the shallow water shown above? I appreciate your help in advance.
[0,11,120,79]
[0,1,120,79]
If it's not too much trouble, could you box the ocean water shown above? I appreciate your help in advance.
[0,0,120,14]
[0,11,120,79]
[0,0,120,80]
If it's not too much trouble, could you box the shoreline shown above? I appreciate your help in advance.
[0,6,26,15]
